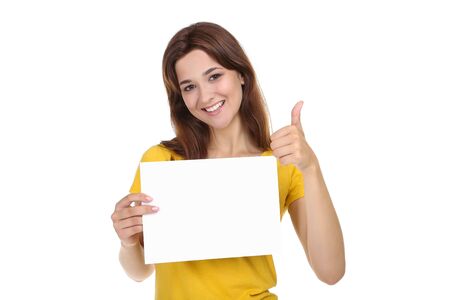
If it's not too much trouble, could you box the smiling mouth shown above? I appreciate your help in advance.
[202,100,225,112]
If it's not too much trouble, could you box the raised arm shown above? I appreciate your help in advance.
[270,101,345,284]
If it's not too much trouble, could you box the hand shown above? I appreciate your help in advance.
[111,193,159,247]
[270,101,317,171]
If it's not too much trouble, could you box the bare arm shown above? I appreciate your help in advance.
[112,193,158,281]
[271,101,345,284]
[119,241,154,282]
[288,161,345,285]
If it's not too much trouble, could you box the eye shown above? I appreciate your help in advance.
[183,84,195,92]
[209,73,222,81]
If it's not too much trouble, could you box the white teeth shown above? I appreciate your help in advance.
[205,100,224,112]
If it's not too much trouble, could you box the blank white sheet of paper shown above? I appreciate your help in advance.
[140,155,280,264]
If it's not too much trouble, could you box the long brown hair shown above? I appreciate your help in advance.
[161,22,271,159]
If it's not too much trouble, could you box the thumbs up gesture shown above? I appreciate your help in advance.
[270,101,317,171]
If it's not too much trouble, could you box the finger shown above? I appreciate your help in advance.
[272,144,296,160]
[115,193,153,210]
[279,153,299,166]
[118,226,143,240]
[114,205,158,221]
[270,125,295,141]
[291,101,304,132]
[117,205,158,220]
[270,133,298,151]
[118,216,143,230]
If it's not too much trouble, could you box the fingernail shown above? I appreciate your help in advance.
[151,206,159,212]
[145,196,153,202]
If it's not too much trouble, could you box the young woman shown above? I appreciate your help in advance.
[111,22,345,299]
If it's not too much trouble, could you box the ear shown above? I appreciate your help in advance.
[239,73,245,85]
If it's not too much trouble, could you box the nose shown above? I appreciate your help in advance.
[197,84,215,106]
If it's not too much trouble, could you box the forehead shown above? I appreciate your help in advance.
[175,49,220,79]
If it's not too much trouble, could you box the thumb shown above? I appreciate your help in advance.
[291,100,304,130]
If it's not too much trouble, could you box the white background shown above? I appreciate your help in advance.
[1,0,449,299]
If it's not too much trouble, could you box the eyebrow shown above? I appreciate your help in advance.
[179,67,222,86]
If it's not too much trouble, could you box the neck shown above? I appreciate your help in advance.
[208,115,260,158]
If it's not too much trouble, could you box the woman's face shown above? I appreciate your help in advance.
[175,49,245,130]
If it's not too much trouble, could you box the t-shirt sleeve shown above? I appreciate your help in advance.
[129,145,173,193]
[285,165,305,208]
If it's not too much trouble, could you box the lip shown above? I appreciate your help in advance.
[202,100,225,116]
[202,100,224,110]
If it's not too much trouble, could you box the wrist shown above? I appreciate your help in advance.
[121,240,140,249]
[297,156,319,173]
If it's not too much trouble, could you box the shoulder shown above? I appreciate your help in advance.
[140,144,183,162]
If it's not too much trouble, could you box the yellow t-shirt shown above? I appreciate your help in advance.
[130,145,304,300]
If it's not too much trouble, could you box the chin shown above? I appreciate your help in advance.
[192,108,238,131]
[204,120,230,130]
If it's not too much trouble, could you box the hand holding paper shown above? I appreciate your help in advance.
[111,193,159,247]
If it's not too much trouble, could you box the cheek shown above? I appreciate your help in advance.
[182,93,197,110]
[220,80,242,100]
[230,84,243,103]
